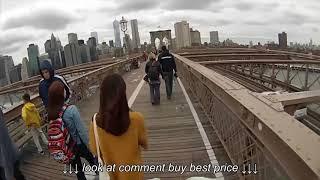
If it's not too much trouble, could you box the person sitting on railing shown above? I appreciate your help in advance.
[0,109,26,180]
[21,93,48,155]
[39,60,71,109]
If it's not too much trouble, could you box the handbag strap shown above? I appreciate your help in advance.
[93,113,103,162]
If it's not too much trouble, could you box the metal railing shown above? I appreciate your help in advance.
[3,56,140,125]
[175,54,320,180]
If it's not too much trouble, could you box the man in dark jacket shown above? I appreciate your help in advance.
[39,60,71,108]
[0,109,26,180]
[158,46,177,100]
[145,52,163,105]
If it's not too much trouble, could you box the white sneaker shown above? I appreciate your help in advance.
[38,151,45,155]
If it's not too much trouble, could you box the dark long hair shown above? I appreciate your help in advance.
[48,80,65,120]
[97,74,130,136]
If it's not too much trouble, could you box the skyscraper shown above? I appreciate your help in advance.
[309,39,313,47]
[113,20,122,48]
[123,34,132,53]
[100,42,110,55]
[174,21,191,49]
[130,19,141,49]
[64,43,81,67]
[87,37,98,61]
[44,34,63,69]
[9,64,22,83]
[278,32,287,49]
[68,33,78,44]
[0,55,14,86]
[190,28,201,46]
[78,40,91,63]
[109,40,114,48]
[249,41,253,48]
[90,32,99,44]
[27,44,40,76]
[210,31,219,44]
[21,57,29,81]
[64,33,81,66]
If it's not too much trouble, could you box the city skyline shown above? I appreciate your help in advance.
[1,0,320,64]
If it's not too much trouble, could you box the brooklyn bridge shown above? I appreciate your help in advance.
[1,48,320,180]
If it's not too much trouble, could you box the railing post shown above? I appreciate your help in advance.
[286,63,291,91]
[8,93,14,106]
[271,63,276,89]
[304,64,309,91]
[259,64,263,83]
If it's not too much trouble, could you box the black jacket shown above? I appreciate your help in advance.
[145,60,163,81]
[158,50,177,73]
[39,60,71,107]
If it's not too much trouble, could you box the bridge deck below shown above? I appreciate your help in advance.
[19,63,232,180]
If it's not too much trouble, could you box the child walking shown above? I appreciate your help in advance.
[22,93,48,155]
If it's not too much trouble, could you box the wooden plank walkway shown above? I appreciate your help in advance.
[131,75,235,179]
[19,62,233,180]
[20,66,146,180]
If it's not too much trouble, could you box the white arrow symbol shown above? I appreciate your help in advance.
[69,164,73,174]
[253,164,258,174]
[63,164,67,174]
[75,164,78,174]
[242,164,246,174]
[248,164,252,174]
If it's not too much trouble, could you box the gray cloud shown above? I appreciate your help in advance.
[215,19,234,26]
[234,1,255,11]
[0,33,36,54]
[163,0,220,10]
[260,2,280,11]
[110,0,156,14]
[244,20,267,26]
[2,44,25,55]
[3,9,80,30]
[312,27,319,33]
[2,0,320,64]
[279,11,309,25]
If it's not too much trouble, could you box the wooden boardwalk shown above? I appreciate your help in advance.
[20,62,233,180]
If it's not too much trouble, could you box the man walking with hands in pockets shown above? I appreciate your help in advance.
[158,45,178,100]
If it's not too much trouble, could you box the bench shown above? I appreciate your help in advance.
[6,105,48,150]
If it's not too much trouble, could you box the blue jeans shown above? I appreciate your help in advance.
[149,81,160,104]
[163,71,174,98]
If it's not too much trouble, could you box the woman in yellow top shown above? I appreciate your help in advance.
[21,93,48,155]
[89,74,148,180]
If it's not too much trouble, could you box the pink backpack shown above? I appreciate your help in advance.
[47,105,76,164]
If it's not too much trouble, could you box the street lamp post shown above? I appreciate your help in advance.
[120,16,128,55]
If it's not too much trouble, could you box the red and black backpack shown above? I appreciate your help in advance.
[47,105,76,164]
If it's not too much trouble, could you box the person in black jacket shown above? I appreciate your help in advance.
[145,52,163,105]
[39,60,71,108]
[158,46,177,100]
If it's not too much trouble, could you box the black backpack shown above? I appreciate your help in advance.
[148,61,160,81]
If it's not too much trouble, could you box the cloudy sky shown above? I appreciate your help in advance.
[1,0,320,64]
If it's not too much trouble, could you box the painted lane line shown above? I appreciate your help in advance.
[128,78,145,108]
[177,77,224,179]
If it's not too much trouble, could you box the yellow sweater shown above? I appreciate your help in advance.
[89,111,148,180]
[21,102,41,128]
